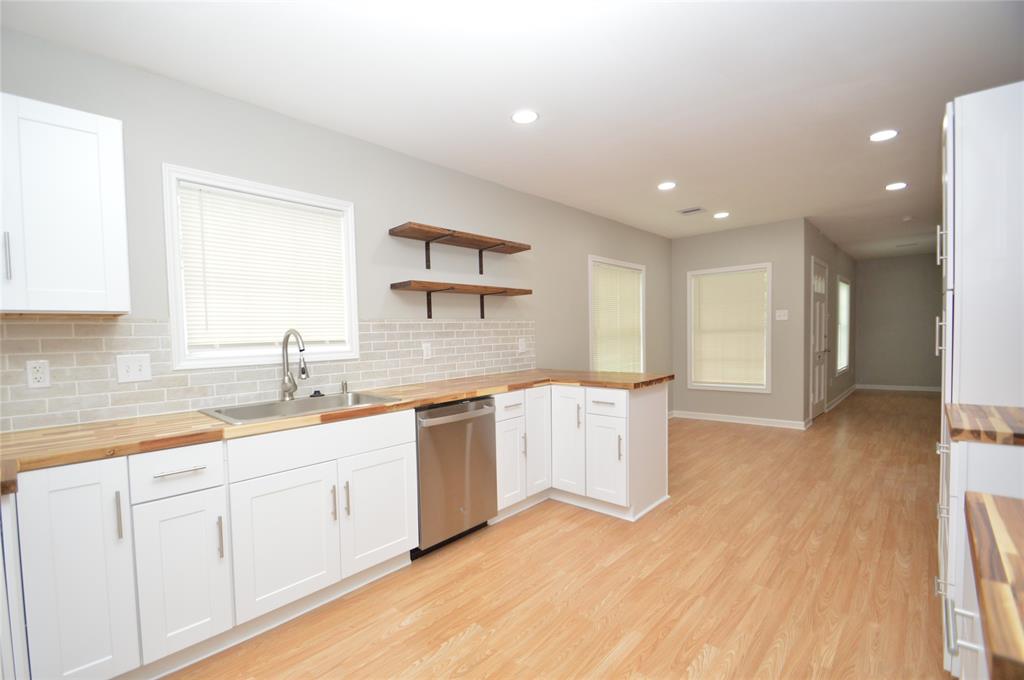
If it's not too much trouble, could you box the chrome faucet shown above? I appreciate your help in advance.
[280,329,309,401]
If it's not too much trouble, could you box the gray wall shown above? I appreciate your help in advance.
[854,254,941,388]
[804,221,856,416]
[671,218,807,423]
[0,30,672,376]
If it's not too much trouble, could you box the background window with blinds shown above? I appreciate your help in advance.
[836,277,851,374]
[163,165,359,369]
[589,256,645,373]
[687,263,772,392]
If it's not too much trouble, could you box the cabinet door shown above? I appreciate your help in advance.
[1,94,129,312]
[525,386,552,496]
[551,385,586,494]
[338,443,418,577]
[230,461,341,623]
[133,487,233,664]
[17,459,140,679]
[586,414,629,507]
[495,417,526,510]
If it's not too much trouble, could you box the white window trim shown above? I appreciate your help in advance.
[687,262,773,394]
[835,274,852,377]
[162,164,360,370]
[587,255,646,373]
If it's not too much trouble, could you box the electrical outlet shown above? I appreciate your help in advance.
[518,337,527,353]
[116,354,152,383]
[422,342,432,360]
[775,309,789,321]
[25,360,50,388]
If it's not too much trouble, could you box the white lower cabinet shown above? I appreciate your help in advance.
[133,487,233,664]
[551,385,586,494]
[17,458,140,679]
[338,443,418,577]
[496,416,527,509]
[230,460,342,624]
[525,386,552,495]
[586,414,629,506]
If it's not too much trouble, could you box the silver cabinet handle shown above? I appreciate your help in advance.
[592,400,616,406]
[216,515,224,558]
[152,464,207,479]
[114,490,124,539]
[521,432,527,455]
[503,403,523,410]
[934,316,946,356]
[344,481,351,516]
[2,232,11,281]
[617,434,623,460]
[576,404,581,428]
[331,484,339,520]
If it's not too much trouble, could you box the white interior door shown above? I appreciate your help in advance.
[810,258,829,418]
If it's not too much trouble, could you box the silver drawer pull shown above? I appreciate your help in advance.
[503,403,523,409]
[152,464,207,479]
[592,400,616,406]
[216,516,225,558]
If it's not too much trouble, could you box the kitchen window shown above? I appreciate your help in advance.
[163,165,359,369]
[589,256,645,373]
[836,276,851,374]
[688,263,771,392]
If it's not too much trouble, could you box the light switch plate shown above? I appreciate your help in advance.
[25,360,50,388]
[116,354,152,383]
[775,309,789,321]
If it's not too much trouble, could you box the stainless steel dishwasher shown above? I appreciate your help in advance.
[414,397,497,554]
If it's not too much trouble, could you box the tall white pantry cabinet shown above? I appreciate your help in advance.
[936,80,1024,678]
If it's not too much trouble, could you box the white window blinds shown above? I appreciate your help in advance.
[167,168,358,368]
[689,265,770,390]
[836,278,851,373]
[590,258,644,373]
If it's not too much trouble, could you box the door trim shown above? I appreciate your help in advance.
[809,255,829,419]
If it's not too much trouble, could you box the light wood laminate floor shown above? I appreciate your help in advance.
[174,390,944,679]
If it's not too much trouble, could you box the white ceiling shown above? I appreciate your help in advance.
[3,1,1022,258]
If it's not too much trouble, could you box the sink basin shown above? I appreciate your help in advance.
[201,392,400,425]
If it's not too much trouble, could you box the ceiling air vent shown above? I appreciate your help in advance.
[677,207,706,216]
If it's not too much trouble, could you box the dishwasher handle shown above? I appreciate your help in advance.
[417,405,495,428]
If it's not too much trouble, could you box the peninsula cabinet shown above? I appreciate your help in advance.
[0,93,130,313]
[17,458,140,679]
[230,461,342,624]
[338,442,418,577]
[132,486,233,664]
[551,385,586,494]
[586,414,628,506]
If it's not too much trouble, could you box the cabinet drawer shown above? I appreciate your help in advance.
[585,388,629,418]
[129,442,224,504]
[493,390,526,421]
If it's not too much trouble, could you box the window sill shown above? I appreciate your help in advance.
[687,381,771,394]
[172,346,359,371]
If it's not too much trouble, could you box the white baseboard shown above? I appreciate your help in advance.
[855,384,941,393]
[669,410,809,431]
[826,384,856,411]
[490,489,670,524]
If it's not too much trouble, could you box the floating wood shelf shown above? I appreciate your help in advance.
[389,222,531,274]
[390,280,532,319]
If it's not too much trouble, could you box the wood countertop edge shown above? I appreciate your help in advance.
[0,370,674,493]
[964,492,1024,679]
[946,403,1024,447]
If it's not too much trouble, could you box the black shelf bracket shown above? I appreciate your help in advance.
[477,243,507,275]
[423,235,448,270]
[478,290,507,319]
[424,287,454,318]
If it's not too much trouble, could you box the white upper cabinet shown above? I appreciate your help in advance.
[1,93,130,313]
[495,415,527,510]
[524,386,552,496]
[133,487,233,664]
[17,459,140,680]
[338,443,418,577]
[230,461,342,624]
[551,385,586,494]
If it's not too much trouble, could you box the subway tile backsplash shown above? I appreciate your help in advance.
[0,317,536,431]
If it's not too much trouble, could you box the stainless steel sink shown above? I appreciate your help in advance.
[201,392,400,425]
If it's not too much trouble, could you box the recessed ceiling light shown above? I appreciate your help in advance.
[901,216,913,222]
[511,109,539,125]
[885,182,908,191]
[713,211,730,219]
[870,129,899,142]
[657,181,676,191]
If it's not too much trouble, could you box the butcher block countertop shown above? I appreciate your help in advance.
[964,492,1024,680]
[947,404,1024,447]
[0,369,673,494]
